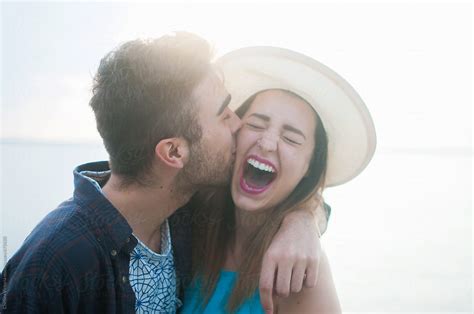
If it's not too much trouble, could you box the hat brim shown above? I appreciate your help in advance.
[216,46,376,187]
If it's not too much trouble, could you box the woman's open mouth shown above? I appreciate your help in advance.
[240,155,278,195]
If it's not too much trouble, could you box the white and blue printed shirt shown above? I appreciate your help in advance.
[129,220,182,313]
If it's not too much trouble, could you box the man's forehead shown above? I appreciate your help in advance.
[191,69,229,114]
[207,66,227,93]
[194,69,227,98]
[212,65,225,84]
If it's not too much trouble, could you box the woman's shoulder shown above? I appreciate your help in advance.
[275,251,341,314]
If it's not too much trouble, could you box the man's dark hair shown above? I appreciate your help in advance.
[90,32,212,185]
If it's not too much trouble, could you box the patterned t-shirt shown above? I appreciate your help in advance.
[129,220,182,313]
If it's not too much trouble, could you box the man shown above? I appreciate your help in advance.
[0,32,329,313]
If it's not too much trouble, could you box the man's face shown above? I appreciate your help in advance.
[182,70,242,188]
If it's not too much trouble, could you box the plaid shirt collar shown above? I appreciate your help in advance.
[73,161,137,255]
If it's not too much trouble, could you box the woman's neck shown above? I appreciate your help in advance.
[225,207,273,270]
[234,206,274,237]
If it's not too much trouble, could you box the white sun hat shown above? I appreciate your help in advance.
[216,46,376,187]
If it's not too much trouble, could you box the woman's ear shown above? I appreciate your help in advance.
[155,137,190,169]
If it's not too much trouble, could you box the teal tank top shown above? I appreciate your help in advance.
[181,270,265,314]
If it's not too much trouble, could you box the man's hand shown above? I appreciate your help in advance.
[259,196,327,314]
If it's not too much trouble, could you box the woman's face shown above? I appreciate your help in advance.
[231,90,317,212]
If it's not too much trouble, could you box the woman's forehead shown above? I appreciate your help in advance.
[246,90,317,130]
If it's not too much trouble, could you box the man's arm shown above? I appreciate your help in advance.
[258,194,331,314]
[1,258,75,313]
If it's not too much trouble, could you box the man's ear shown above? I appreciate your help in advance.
[155,137,190,169]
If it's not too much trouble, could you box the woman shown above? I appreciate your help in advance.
[181,47,376,313]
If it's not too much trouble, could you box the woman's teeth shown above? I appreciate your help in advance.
[247,158,276,173]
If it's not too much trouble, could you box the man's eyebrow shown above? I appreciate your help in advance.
[216,94,232,116]
[248,113,270,121]
[248,113,306,139]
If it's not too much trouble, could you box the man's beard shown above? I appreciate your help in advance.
[179,139,233,191]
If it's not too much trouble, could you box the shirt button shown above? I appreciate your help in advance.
[110,249,117,256]
[122,276,128,284]
[126,237,131,243]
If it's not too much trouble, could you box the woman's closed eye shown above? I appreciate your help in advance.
[283,136,302,145]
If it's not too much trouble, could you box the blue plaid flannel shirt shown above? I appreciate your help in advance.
[0,161,193,313]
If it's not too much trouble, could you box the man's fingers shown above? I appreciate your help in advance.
[290,262,306,293]
[304,258,319,288]
[259,256,276,314]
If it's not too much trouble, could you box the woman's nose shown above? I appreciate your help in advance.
[257,133,278,152]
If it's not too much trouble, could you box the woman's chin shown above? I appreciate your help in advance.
[232,191,276,213]
[231,180,265,212]
[232,196,258,212]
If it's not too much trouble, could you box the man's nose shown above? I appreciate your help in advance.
[229,110,242,134]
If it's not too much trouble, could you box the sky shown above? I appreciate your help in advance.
[1,1,472,151]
